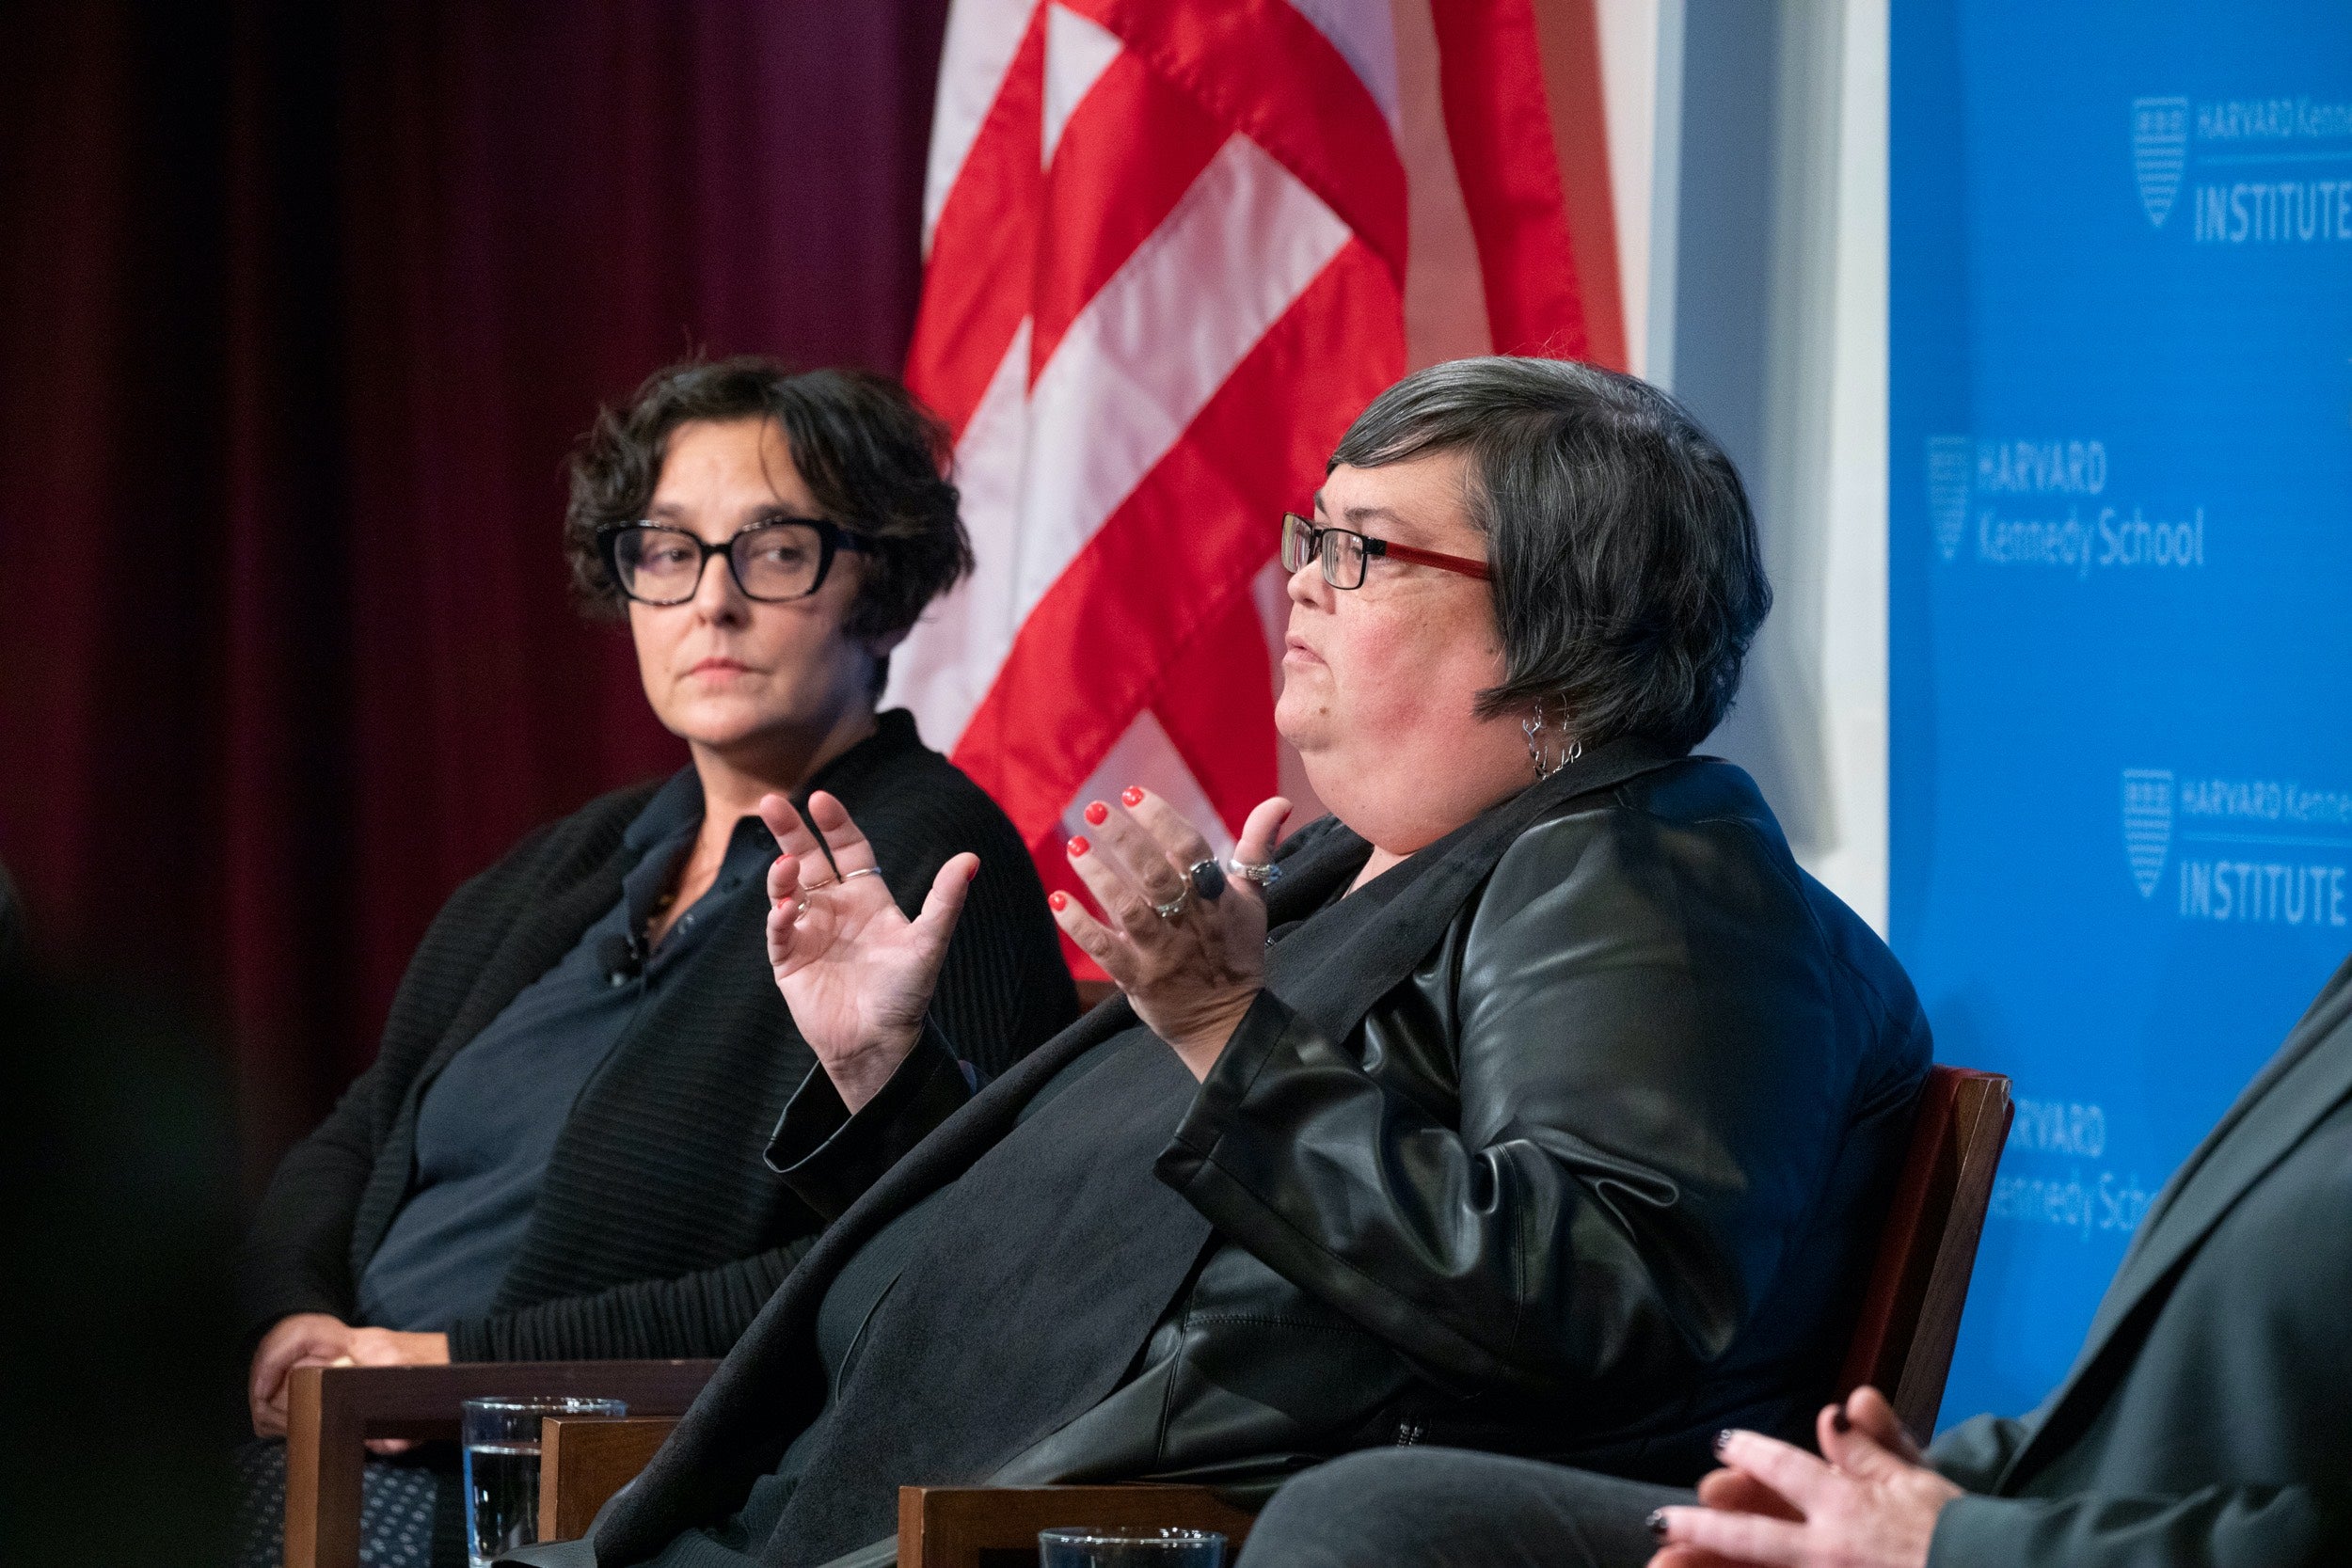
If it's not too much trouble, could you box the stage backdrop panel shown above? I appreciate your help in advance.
[1892,0,2352,1426]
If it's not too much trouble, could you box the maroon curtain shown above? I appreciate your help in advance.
[0,0,950,1185]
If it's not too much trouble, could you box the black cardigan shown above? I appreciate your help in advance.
[235,711,1076,1362]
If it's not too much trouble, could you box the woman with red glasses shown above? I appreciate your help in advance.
[508,356,1931,1568]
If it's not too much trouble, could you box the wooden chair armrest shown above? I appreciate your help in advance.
[284,1359,718,1568]
[538,1417,680,1542]
[898,1485,1256,1568]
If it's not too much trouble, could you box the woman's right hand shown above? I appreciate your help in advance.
[762,789,977,1112]
[248,1312,352,1437]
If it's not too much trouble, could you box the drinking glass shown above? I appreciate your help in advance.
[460,1396,628,1568]
[1038,1526,1227,1568]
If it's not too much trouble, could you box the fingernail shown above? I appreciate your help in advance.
[1121,786,1145,807]
[1714,1428,1734,1456]
[1645,1510,1668,1541]
[1068,835,1090,857]
[1084,800,1109,826]
[965,861,979,881]
[1049,891,1069,911]
[1832,1408,1851,1433]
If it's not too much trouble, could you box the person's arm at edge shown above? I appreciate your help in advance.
[1929,1482,2344,1568]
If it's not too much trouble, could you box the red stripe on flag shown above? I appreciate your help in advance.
[951,238,1402,841]
[1429,0,1590,359]
[1152,590,1283,835]
[1065,0,1408,291]
[1030,52,1227,382]
[906,12,1047,438]
[1528,0,1626,371]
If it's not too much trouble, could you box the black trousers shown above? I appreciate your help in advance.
[1235,1449,1691,1568]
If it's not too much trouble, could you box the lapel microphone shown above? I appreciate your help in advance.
[596,931,646,987]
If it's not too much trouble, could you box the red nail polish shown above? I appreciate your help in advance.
[965,860,979,881]
[1121,786,1145,808]
[1084,800,1108,826]
[1049,891,1069,911]
[1068,835,1089,856]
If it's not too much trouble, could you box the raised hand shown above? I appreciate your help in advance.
[762,790,977,1112]
[1052,787,1290,1079]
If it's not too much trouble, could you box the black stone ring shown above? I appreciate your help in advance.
[1188,859,1228,902]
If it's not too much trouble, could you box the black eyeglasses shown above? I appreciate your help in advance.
[1280,512,1490,590]
[598,518,868,606]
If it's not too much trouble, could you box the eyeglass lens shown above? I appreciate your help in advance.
[1281,514,1366,589]
[612,523,827,604]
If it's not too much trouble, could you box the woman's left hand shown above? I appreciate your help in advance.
[1645,1394,1962,1568]
[1054,787,1290,1079]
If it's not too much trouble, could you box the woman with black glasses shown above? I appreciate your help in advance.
[234,357,1074,1568]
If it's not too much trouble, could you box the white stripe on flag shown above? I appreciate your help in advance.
[923,0,1043,256]
[1008,132,1350,628]
[1042,4,1121,168]
[897,133,1349,752]
[887,323,1031,748]
[1283,0,1401,132]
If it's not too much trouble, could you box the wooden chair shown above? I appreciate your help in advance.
[537,1416,687,1542]
[1835,1065,2014,1441]
[537,1065,2014,1561]
[281,1358,718,1568]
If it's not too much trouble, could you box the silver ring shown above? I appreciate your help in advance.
[837,867,883,883]
[1151,886,1190,921]
[1225,859,1281,887]
[799,875,838,893]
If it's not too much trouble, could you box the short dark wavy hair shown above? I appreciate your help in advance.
[564,356,972,664]
[1329,356,1771,751]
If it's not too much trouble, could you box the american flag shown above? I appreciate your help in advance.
[888,0,1623,963]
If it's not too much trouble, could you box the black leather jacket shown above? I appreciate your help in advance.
[592,745,1931,1562]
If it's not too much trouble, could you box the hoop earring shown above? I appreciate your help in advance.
[1522,695,1582,780]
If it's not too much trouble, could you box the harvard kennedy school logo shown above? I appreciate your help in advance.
[1927,436,1971,562]
[2122,768,2174,897]
[2133,97,2189,228]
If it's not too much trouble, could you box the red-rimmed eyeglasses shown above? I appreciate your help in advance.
[1280,512,1490,589]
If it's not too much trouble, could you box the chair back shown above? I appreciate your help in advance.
[1836,1065,2013,1441]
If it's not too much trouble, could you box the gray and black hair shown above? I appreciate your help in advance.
[1328,356,1770,750]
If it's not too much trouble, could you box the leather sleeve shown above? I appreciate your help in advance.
[1157,803,1880,1409]
[1928,1485,2346,1568]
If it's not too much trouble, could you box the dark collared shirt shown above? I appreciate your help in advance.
[355,770,778,1333]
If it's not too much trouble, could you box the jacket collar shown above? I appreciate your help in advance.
[2001,953,2352,1488]
[1257,736,1692,1046]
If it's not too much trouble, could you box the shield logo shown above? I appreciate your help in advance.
[2132,97,2188,228]
[1926,436,1971,562]
[2122,768,2173,898]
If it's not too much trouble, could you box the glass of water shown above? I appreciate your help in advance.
[1038,1527,1227,1568]
[460,1395,628,1567]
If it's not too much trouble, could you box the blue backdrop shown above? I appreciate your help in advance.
[1891,0,2352,1429]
